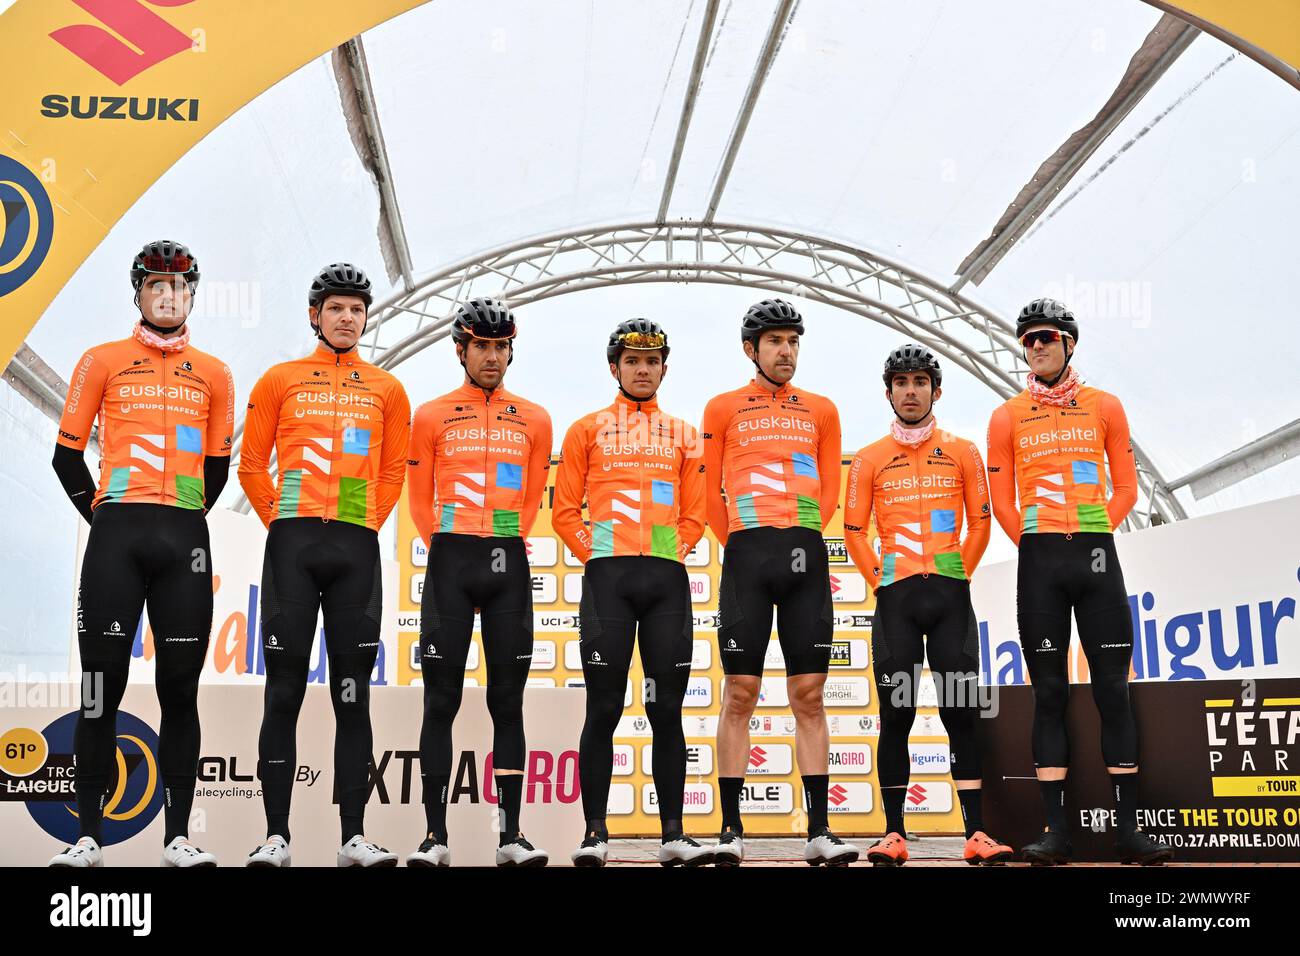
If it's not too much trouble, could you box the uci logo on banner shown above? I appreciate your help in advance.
[0,155,55,297]
[41,0,201,122]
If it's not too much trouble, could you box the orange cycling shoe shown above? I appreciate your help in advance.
[963,831,1013,866]
[866,832,909,867]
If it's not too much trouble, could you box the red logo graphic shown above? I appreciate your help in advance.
[748,746,767,769]
[828,784,849,806]
[829,575,842,595]
[906,783,928,806]
[51,0,196,86]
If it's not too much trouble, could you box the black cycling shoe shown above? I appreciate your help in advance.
[1116,829,1173,866]
[1020,829,1073,866]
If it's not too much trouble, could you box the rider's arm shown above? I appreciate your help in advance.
[203,361,235,510]
[406,401,437,545]
[237,368,281,529]
[985,404,1021,546]
[816,397,843,530]
[678,420,707,560]
[53,347,108,525]
[375,380,411,531]
[520,407,553,539]
[1100,392,1138,530]
[842,450,882,588]
[959,439,992,576]
[700,396,730,547]
[552,418,592,564]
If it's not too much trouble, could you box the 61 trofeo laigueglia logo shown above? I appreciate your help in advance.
[40,0,201,122]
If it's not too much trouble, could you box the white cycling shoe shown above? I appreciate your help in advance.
[658,835,713,867]
[161,836,218,867]
[245,835,291,868]
[711,828,745,867]
[496,836,549,867]
[804,828,860,866]
[338,835,399,868]
[49,836,103,868]
[570,836,609,867]
[406,836,451,867]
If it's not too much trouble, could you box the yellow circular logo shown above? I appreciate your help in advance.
[0,727,48,777]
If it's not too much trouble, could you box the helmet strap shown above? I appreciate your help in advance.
[746,340,785,388]
[1034,341,1073,387]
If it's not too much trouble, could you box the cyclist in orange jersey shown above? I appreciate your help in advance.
[405,298,552,868]
[240,264,410,869]
[700,298,857,867]
[555,318,711,867]
[844,344,1011,867]
[987,297,1170,866]
[49,240,232,869]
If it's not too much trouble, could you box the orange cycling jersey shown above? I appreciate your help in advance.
[57,336,234,510]
[239,342,411,531]
[986,385,1137,543]
[843,426,991,589]
[407,382,552,541]
[554,393,705,563]
[700,378,841,544]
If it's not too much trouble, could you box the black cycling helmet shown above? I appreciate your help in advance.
[131,240,199,333]
[309,262,372,310]
[741,298,804,344]
[607,318,669,364]
[883,343,942,389]
[1016,297,1078,344]
[451,297,517,345]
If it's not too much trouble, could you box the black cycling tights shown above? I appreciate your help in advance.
[1017,533,1138,770]
[75,504,212,846]
[257,518,382,844]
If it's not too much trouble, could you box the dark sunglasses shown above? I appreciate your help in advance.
[1019,329,1069,348]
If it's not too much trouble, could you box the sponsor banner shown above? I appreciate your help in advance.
[684,538,710,567]
[746,743,793,775]
[903,781,953,814]
[563,639,581,670]
[691,640,712,670]
[972,495,1300,686]
[687,573,711,604]
[607,783,635,816]
[828,713,880,737]
[829,743,873,775]
[526,677,556,688]
[563,546,583,568]
[682,715,719,738]
[562,573,583,604]
[529,640,556,671]
[747,714,800,737]
[0,683,584,866]
[561,678,633,708]
[764,641,786,671]
[824,781,874,813]
[823,676,871,707]
[910,743,951,775]
[916,676,938,708]
[824,537,852,567]
[757,676,789,708]
[611,744,635,777]
[829,572,866,603]
[411,537,428,568]
[681,676,712,708]
[910,713,946,737]
[615,715,654,738]
[983,678,1300,861]
[739,782,794,814]
[828,639,869,669]
[525,537,557,567]
[643,783,714,815]
[531,574,557,604]
[642,743,713,776]
[834,612,874,631]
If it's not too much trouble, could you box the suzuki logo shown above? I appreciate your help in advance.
[906,784,927,806]
[748,746,767,769]
[828,784,849,806]
[51,0,197,86]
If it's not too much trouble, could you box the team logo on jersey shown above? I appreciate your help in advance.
[932,447,943,457]
[180,361,192,371]
[981,503,990,514]
[350,371,361,382]
[506,404,517,414]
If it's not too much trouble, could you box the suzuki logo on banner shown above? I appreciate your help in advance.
[51,0,197,86]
